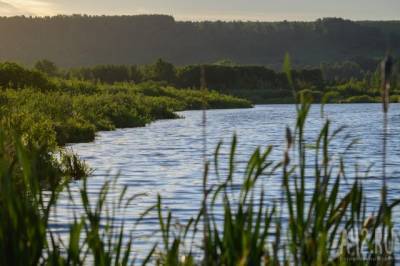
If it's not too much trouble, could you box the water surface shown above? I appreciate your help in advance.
[51,104,400,257]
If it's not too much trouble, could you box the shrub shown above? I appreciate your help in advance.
[0,62,54,91]
[54,117,96,145]
[345,95,379,103]
[390,95,400,103]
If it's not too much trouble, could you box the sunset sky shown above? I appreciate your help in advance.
[0,0,399,21]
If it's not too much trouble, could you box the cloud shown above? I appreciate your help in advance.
[0,0,32,16]
[0,0,55,16]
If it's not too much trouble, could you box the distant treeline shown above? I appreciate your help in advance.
[64,59,324,92]
[57,59,323,103]
[0,15,399,67]
[32,57,400,103]
[2,57,398,104]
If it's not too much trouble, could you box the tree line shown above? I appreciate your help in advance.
[2,57,398,104]
[0,15,398,67]
[61,59,322,90]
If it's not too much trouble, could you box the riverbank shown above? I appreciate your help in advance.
[1,81,252,145]
[0,62,252,182]
[222,88,400,104]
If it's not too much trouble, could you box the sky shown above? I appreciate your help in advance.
[0,0,399,21]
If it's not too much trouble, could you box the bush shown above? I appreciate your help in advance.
[54,117,96,145]
[345,95,379,103]
[0,62,54,91]
[390,95,400,103]
[322,90,341,103]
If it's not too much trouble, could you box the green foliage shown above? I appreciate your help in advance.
[145,59,177,84]
[176,64,324,92]
[322,90,341,103]
[59,57,399,104]
[390,95,400,103]
[0,132,54,265]
[60,151,92,180]
[298,89,323,102]
[0,62,53,90]
[34,59,59,76]
[0,16,397,67]
[54,117,96,145]
[67,59,389,105]
[213,59,238,66]
[0,131,132,265]
[0,63,251,146]
[0,63,251,183]
[69,64,140,84]
[345,95,380,103]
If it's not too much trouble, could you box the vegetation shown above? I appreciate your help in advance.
[65,60,324,103]
[2,56,398,109]
[0,61,251,141]
[0,62,251,183]
[56,55,396,104]
[0,16,398,67]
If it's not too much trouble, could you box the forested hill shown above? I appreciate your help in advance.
[0,15,399,67]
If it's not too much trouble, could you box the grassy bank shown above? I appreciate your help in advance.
[0,81,251,145]
[0,62,251,182]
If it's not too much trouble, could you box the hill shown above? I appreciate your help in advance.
[0,15,398,67]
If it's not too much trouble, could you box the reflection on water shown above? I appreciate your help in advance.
[50,104,400,258]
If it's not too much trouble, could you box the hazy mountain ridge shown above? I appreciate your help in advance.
[0,15,398,67]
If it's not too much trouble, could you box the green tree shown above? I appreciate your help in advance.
[147,59,176,84]
[34,60,58,76]
[0,62,52,90]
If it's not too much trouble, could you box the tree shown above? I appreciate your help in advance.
[147,59,176,84]
[0,62,53,90]
[34,60,58,76]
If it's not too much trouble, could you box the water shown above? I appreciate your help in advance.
[51,104,400,259]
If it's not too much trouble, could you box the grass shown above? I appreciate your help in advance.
[0,80,251,145]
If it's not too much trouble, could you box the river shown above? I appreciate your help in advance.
[50,104,400,259]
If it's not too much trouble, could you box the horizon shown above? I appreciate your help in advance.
[0,0,399,21]
[0,13,399,23]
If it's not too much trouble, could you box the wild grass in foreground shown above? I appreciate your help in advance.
[0,95,397,265]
